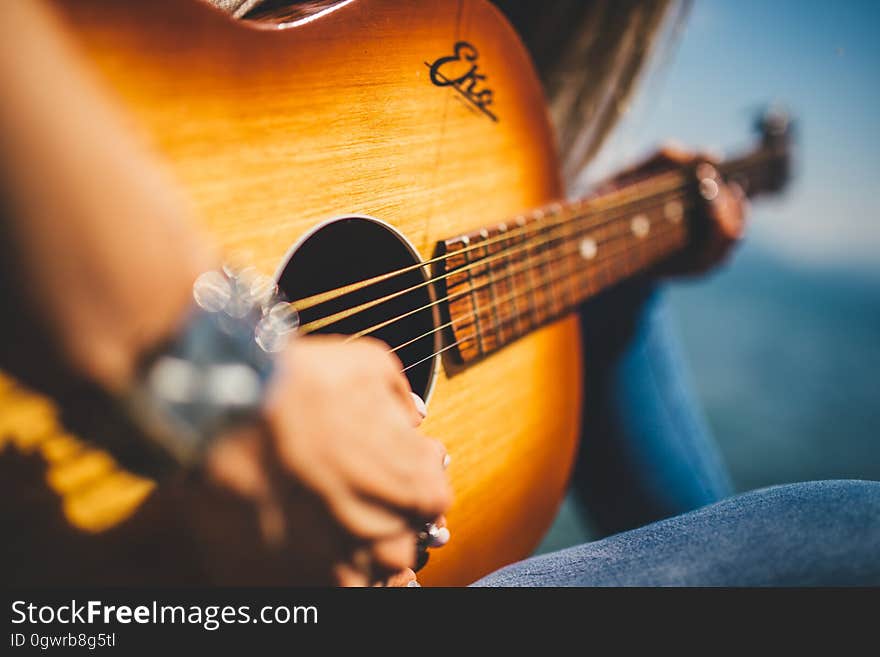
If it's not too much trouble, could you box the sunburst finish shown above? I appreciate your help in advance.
[1,0,582,586]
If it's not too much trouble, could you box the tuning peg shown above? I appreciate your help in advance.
[753,104,795,193]
[755,104,793,145]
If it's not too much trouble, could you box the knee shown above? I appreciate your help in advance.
[743,479,880,516]
[724,480,880,583]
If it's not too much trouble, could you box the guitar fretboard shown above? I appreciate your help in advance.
[437,177,691,363]
[436,132,789,365]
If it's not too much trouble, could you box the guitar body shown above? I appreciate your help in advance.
[0,0,583,586]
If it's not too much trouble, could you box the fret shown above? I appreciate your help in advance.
[556,208,584,310]
[514,215,541,330]
[664,199,684,226]
[486,223,520,342]
[439,199,691,364]
[621,216,636,277]
[656,200,690,263]
[588,215,616,294]
[647,204,670,269]
[481,227,506,346]
[465,229,500,354]
[571,200,594,295]
[576,232,599,296]
[441,236,481,363]
[546,206,574,313]
[433,114,790,367]
[482,227,514,344]
[526,212,555,325]
[623,212,643,280]
[617,215,639,284]
[537,210,566,319]
[629,211,651,277]
[619,217,637,283]
[577,207,601,298]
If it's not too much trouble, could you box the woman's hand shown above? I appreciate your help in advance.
[380,569,419,587]
[601,145,749,277]
[187,336,451,586]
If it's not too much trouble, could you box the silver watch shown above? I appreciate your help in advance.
[123,265,298,466]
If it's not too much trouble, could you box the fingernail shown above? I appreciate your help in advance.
[411,393,427,419]
[407,579,421,587]
[442,453,451,470]
[426,524,450,547]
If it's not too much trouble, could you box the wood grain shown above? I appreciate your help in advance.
[0,0,582,586]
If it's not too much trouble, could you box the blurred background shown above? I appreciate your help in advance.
[541,0,880,551]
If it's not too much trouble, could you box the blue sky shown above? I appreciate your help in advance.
[590,0,880,270]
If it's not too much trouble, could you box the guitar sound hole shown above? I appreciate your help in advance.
[277,217,438,400]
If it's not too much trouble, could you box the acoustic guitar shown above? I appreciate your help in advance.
[0,0,790,586]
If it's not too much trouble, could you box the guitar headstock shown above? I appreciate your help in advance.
[723,107,795,198]
[754,106,794,193]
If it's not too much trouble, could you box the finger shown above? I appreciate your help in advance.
[339,418,451,520]
[389,367,425,427]
[370,341,424,427]
[355,338,416,400]
[730,179,748,204]
[394,437,453,520]
[381,569,418,588]
[203,427,268,499]
[425,436,447,467]
[263,455,409,543]
[347,442,452,524]
[334,562,369,588]
[727,181,750,236]
[325,488,411,540]
[371,532,418,572]
[709,183,746,241]
[253,492,288,548]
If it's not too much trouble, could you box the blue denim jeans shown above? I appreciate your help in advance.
[473,283,880,586]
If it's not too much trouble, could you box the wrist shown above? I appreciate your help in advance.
[119,263,298,469]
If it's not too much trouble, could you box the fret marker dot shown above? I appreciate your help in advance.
[631,215,650,239]
[579,238,598,260]
[664,200,684,224]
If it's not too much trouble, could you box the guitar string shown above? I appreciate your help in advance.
[296,183,689,333]
[287,150,772,316]
[386,218,683,357]
[297,185,691,334]
[294,150,772,333]
[395,149,784,368]
[342,202,690,346]
[384,223,680,353]
[289,169,688,313]
[399,220,684,372]
[353,220,665,347]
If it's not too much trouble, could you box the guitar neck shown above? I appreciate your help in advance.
[437,117,791,365]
